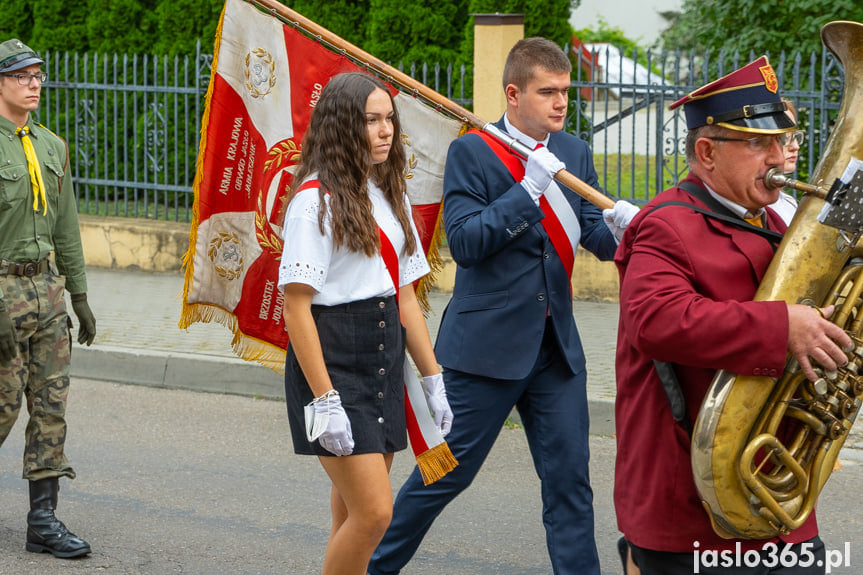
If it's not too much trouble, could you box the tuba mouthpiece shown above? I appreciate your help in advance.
[764,168,788,190]
[763,168,829,199]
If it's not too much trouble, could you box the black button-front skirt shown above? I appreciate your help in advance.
[285,295,407,456]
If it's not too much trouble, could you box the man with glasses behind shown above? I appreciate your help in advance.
[0,38,95,558]
[613,56,851,574]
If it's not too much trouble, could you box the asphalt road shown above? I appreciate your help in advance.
[0,378,861,575]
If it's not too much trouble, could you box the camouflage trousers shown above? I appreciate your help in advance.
[0,266,75,481]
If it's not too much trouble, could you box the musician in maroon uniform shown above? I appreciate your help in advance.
[613,56,851,574]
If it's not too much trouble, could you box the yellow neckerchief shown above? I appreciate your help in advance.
[14,125,47,215]
[744,215,764,227]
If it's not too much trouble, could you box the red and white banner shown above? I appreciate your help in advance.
[180,0,461,482]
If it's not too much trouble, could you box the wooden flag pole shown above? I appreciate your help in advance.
[250,0,615,211]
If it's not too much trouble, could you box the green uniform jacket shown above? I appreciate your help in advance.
[0,114,87,298]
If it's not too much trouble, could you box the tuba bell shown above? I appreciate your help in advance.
[691,20,863,540]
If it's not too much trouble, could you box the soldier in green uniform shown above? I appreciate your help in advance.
[0,38,95,559]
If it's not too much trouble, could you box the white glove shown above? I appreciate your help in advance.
[522,147,565,202]
[304,390,354,456]
[602,200,640,243]
[421,373,453,437]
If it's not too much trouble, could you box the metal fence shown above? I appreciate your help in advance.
[35,41,471,222]
[34,42,845,221]
[569,46,845,204]
[37,42,213,222]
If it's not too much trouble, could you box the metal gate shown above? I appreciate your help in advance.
[568,46,845,204]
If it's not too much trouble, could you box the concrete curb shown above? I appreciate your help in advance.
[71,346,617,436]
[71,345,284,399]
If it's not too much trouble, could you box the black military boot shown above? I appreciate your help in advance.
[26,477,91,558]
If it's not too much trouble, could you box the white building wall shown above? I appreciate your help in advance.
[569,0,683,47]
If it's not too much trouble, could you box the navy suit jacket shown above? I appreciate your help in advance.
[434,118,617,380]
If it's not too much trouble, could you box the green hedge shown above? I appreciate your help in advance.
[2,0,575,65]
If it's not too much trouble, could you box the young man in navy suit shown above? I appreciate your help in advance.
[368,37,638,575]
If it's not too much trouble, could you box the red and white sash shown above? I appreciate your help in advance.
[294,179,457,484]
[470,130,581,278]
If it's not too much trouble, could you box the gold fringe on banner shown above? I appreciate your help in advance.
[416,441,459,486]
[179,0,224,323]
[178,1,287,375]
[414,206,445,315]
[180,302,287,374]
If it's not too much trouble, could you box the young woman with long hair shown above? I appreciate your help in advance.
[277,72,452,575]
[769,97,804,225]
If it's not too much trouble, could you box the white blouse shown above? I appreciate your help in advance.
[277,177,430,306]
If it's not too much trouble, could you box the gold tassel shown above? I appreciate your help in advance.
[416,441,459,486]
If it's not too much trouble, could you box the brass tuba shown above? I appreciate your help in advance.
[691,20,863,540]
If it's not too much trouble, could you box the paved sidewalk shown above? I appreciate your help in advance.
[74,267,620,434]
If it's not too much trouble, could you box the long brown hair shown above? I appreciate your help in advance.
[291,72,416,257]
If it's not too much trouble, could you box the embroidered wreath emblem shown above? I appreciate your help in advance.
[244,48,276,99]
[257,138,302,249]
[401,134,417,181]
[208,231,245,280]
[264,139,301,173]
[256,192,285,260]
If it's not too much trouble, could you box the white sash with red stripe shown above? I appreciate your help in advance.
[538,183,581,278]
[470,130,581,279]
